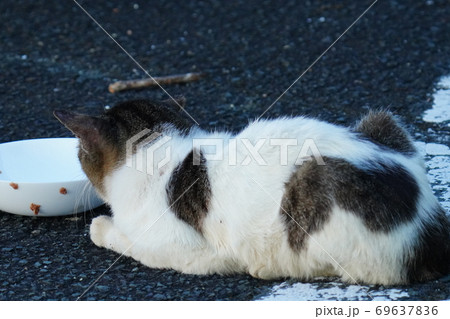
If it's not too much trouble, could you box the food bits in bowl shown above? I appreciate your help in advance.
[0,138,103,216]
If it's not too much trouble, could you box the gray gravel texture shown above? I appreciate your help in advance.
[0,0,449,300]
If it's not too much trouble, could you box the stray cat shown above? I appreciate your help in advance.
[54,98,449,285]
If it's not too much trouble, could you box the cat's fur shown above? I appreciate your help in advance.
[54,99,450,284]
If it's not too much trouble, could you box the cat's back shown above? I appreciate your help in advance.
[203,111,449,284]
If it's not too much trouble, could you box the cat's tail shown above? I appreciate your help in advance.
[406,205,450,283]
[354,110,417,155]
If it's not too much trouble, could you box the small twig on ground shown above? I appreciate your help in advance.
[108,72,205,93]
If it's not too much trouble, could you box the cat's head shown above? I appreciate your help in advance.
[54,97,192,197]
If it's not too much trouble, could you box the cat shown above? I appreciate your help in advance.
[54,98,449,285]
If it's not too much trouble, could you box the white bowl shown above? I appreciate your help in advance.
[0,138,103,216]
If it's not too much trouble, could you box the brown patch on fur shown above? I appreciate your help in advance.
[54,99,196,197]
[166,149,211,233]
[54,110,123,196]
[281,157,419,251]
[30,203,40,215]
[77,143,121,196]
[355,111,416,155]
[280,160,333,251]
[59,187,67,195]
[9,182,19,190]
[105,99,193,138]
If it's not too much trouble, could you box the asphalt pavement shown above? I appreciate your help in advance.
[0,0,449,300]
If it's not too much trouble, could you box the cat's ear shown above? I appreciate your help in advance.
[53,110,106,152]
[162,96,186,111]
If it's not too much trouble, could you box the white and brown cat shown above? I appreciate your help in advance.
[54,98,449,285]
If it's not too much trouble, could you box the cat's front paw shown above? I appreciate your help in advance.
[90,215,113,248]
